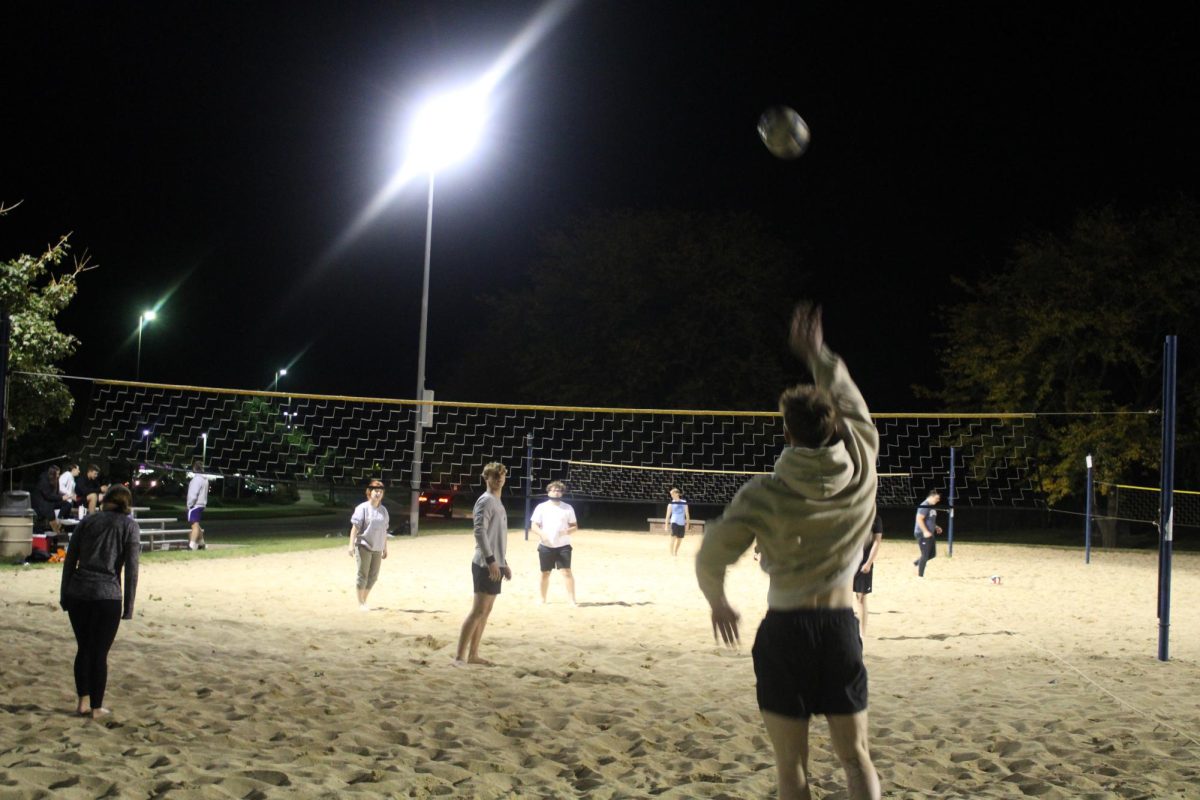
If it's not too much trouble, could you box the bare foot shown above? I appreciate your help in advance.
[90,708,111,720]
[467,656,495,666]
[450,658,468,668]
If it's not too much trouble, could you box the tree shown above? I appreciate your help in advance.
[1,204,93,467]
[451,209,807,409]
[934,200,1200,525]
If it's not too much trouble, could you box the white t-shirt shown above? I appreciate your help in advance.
[59,471,76,499]
[531,500,577,548]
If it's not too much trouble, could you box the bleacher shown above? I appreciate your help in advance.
[58,507,193,551]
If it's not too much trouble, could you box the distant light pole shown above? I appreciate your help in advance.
[142,428,151,464]
[201,432,208,469]
[136,310,157,380]
[402,84,489,536]
[272,367,288,393]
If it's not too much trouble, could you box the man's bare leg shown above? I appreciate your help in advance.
[826,711,880,800]
[855,593,868,637]
[455,593,497,664]
[539,571,550,604]
[762,710,812,800]
[561,568,576,605]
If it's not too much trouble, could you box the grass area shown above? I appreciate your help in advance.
[140,534,343,561]
[140,501,336,521]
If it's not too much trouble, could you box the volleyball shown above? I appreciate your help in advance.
[757,105,810,160]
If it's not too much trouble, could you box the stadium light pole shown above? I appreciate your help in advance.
[136,309,157,380]
[272,367,287,393]
[402,84,489,537]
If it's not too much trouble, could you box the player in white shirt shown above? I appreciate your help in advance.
[530,481,578,605]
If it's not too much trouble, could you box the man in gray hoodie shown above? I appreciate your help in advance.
[696,303,881,800]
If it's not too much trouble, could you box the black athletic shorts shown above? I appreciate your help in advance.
[752,608,868,719]
[538,544,572,572]
[852,542,874,595]
[670,523,687,538]
[471,562,503,595]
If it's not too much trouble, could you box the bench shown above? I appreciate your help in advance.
[52,516,192,551]
[646,517,705,535]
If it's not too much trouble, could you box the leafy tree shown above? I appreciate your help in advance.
[1,204,93,464]
[452,209,806,409]
[934,200,1200,519]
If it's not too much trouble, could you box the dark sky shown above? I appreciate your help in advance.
[5,2,1199,411]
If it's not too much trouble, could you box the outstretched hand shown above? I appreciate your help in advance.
[788,301,825,362]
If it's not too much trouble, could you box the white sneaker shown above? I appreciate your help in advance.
[188,541,198,551]
[359,604,370,612]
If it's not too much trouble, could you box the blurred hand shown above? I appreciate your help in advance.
[501,566,512,581]
[488,562,501,581]
[788,301,825,361]
[710,603,741,649]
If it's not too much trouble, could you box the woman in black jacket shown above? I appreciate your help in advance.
[33,465,69,535]
[60,485,140,719]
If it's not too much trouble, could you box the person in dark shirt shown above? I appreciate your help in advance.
[33,465,70,535]
[75,464,109,515]
[60,485,140,719]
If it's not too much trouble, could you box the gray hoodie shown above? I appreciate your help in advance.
[696,346,879,609]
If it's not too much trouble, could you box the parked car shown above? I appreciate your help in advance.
[418,487,455,518]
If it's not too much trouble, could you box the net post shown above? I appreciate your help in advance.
[947,446,956,557]
[1158,335,1177,662]
[524,432,534,541]
[1084,454,1093,564]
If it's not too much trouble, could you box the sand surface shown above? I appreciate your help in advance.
[2,530,1199,799]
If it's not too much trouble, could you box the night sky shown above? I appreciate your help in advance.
[5,2,1199,411]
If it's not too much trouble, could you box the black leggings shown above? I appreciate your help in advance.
[914,535,936,577]
[67,600,122,708]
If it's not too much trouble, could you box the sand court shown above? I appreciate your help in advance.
[2,530,1198,798]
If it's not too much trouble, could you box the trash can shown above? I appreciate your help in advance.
[0,491,35,562]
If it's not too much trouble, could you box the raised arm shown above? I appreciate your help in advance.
[789,302,873,428]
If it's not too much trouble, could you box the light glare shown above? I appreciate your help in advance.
[406,86,489,173]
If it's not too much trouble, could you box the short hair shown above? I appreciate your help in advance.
[65,462,79,471]
[929,489,942,498]
[86,464,100,474]
[482,462,507,481]
[778,384,839,448]
[365,478,385,497]
[546,481,566,493]
[101,485,133,515]
[668,487,681,495]
[192,459,204,471]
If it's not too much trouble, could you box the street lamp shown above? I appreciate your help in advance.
[136,310,157,380]
[142,428,151,464]
[200,432,208,469]
[272,367,288,393]
[403,84,489,537]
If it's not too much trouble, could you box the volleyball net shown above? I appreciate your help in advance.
[76,378,1044,508]
[1095,483,1200,528]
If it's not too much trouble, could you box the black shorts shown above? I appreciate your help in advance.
[752,608,868,719]
[471,562,503,595]
[538,544,572,572]
[670,523,687,538]
[852,542,874,595]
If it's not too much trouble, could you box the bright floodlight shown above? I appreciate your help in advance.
[142,310,157,322]
[279,368,288,376]
[406,85,489,173]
